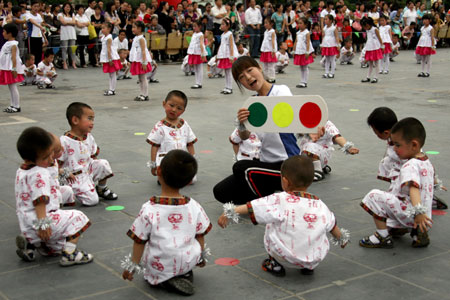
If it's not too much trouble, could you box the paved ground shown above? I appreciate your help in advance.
[0,49,449,300]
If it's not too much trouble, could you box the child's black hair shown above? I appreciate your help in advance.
[391,117,426,147]
[379,14,388,21]
[393,33,400,38]
[298,17,310,30]
[222,17,231,28]
[344,36,352,44]
[409,21,416,27]
[44,48,54,58]
[361,17,375,28]
[119,29,126,35]
[326,0,334,8]
[264,16,275,27]
[3,23,18,38]
[24,53,35,61]
[232,56,260,91]
[160,150,197,189]
[193,19,202,28]
[325,14,335,23]
[75,4,85,11]
[103,21,113,32]
[281,155,314,188]
[134,20,145,33]
[17,127,53,162]
[165,90,188,106]
[12,6,21,15]
[367,107,398,133]
[66,102,93,126]
[422,14,432,21]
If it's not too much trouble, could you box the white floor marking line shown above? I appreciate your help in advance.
[0,116,37,126]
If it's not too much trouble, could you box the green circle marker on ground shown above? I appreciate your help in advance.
[134,132,146,136]
[425,151,440,155]
[247,102,268,127]
[105,205,125,211]
[272,102,294,128]
[427,100,437,103]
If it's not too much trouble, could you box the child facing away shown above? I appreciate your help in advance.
[218,155,349,276]
[360,118,434,248]
[122,150,211,296]
[0,23,25,113]
[378,15,393,74]
[360,17,383,83]
[259,17,278,83]
[293,17,315,88]
[187,20,207,89]
[229,128,261,161]
[100,22,122,96]
[58,102,118,206]
[207,55,224,78]
[15,127,93,266]
[130,21,153,101]
[390,34,400,61]
[36,49,57,89]
[117,48,132,80]
[321,14,340,79]
[415,14,436,78]
[275,42,289,74]
[339,37,354,65]
[299,120,359,181]
[21,54,36,86]
[147,90,197,179]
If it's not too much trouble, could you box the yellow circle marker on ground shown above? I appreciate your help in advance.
[134,132,146,136]
[272,102,294,128]
[427,100,437,103]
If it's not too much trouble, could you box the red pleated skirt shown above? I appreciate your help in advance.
[321,47,339,56]
[217,58,233,69]
[188,54,203,65]
[365,49,383,61]
[130,61,153,75]
[260,51,278,63]
[383,43,392,54]
[293,54,314,66]
[0,70,24,85]
[415,46,436,56]
[102,60,122,73]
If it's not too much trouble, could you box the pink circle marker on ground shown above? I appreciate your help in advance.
[299,102,322,128]
[427,120,437,123]
[432,209,447,216]
[215,257,240,266]
[200,150,213,154]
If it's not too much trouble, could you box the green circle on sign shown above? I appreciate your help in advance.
[248,102,268,127]
[105,205,125,211]
[272,102,294,128]
[425,151,439,155]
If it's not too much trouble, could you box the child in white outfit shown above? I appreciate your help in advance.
[207,55,223,78]
[340,38,355,64]
[21,54,36,86]
[219,156,349,277]
[187,20,207,89]
[275,42,289,74]
[36,49,57,89]
[181,55,194,76]
[229,128,261,161]
[259,18,278,83]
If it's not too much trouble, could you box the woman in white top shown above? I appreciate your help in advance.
[26,1,47,64]
[75,4,91,68]
[187,20,207,89]
[104,2,121,37]
[58,2,77,69]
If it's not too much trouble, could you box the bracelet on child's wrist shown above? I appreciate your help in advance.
[340,141,355,154]
[223,202,240,224]
[121,254,145,274]
[199,244,211,263]
[148,161,157,169]
[32,217,53,231]
[405,204,428,218]
[330,228,350,246]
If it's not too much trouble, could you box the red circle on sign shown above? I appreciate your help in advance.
[299,102,322,128]
[215,257,240,266]
[432,209,447,216]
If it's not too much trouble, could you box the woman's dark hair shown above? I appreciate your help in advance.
[232,56,261,91]
[75,4,85,12]
[105,2,115,15]
[62,2,73,16]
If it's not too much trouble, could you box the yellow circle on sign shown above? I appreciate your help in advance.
[272,102,294,128]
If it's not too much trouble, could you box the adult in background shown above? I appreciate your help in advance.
[272,4,285,46]
[90,4,104,67]
[352,3,366,52]
[85,0,96,20]
[403,1,418,27]
[58,2,77,69]
[284,3,296,43]
[211,0,227,54]
[320,0,336,29]
[26,0,47,64]
[203,2,214,32]
[75,4,91,68]
[245,0,262,58]
[104,2,121,38]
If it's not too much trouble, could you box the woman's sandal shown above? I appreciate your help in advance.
[261,257,286,277]
[359,231,394,249]
[314,170,324,182]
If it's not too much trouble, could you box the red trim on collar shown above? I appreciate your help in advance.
[20,164,36,170]
[150,196,191,205]
[64,131,88,141]
[413,155,429,161]
[161,118,185,129]
[289,191,320,200]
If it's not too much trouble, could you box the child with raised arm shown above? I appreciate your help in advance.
[59,102,118,206]
[15,127,92,266]
[218,155,349,276]
[122,150,211,296]
[360,118,434,248]
[299,120,359,181]
[147,91,197,180]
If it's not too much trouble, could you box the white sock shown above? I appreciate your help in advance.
[421,56,426,72]
[194,64,203,85]
[373,61,379,79]
[267,62,276,80]
[330,55,336,74]
[97,183,106,189]
[313,160,322,172]
[369,229,389,243]
[425,55,431,73]
[324,56,330,75]
[64,242,77,254]
[9,83,20,108]
[367,61,373,78]
[225,68,232,90]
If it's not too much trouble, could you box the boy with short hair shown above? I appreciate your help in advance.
[21,54,36,86]
[36,49,57,89]
[113,29,129,51]
[59,102,118,206]
[236,42,249,57]
[219,155,348,276]
[390,34,400,61]
[360,118,434,248]
[340,38,354,65]
[117,48,131,80]
[275,42,290,74]
[122,150,211,296]
[15,127,93,266]
[207,55,223,78]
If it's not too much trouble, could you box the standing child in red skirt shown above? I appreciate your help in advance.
[379,15,392,74]
[260,17,277,83]
[100,23,122,96]
[293,17,314,88]
[187,20,207,89]
[0,23,25,113]
[361,17,383,83]
[130,21,152,101]
[320,15,340,79]
[217,18,238,95]
[415,14,435,78]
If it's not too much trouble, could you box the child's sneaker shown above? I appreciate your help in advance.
[160,276,195,296]
[16,235,35,262]
[262,256,286,277]
[96,185,118,200]
[411,228,430,248]
[60,249,93,267]
[359,232,394,248]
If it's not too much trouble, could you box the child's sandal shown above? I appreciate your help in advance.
[160,277,195,296]
[261,257,286,277]
[322,165,332,174]
[3,106,21,113]
[359,232,394,249]
[15,235,35,262]
[313,170,324,182]
[410,228,430,248]
[134,95,147,101]
[60,249,93,267]
[96,186,118,200]
[103,90,115,96]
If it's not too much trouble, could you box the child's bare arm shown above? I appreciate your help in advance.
[232,144,239,155]
[218,204,249,228]
[410,186,433,232]
[330,226,348,248]
[150,145,158,176]
[187,144,195,156]
[122,242,145,281]
[334,136,359,154]
[195,234,206,267]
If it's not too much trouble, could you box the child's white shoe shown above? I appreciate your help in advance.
[60,249,93,267]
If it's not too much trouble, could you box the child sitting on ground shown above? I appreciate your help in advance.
[181,55,194,76]
[390,34,400,61]
[360,118,434,248]
[218,155,349,276]
[299,120,359,181]
[207,55,223,78]
[147,53,159,83]
[122,150,211,296]
[36,49,57,89]
[21,54,36,86]
[229,128,261,161]
[236,42,250,57]
[59,102,118,206]
[340,37,354,65]
[117,49,131,80]
[15,127,93,266]
[275,42,290,74]
[359,46,368,68]
[147,90,197,180]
